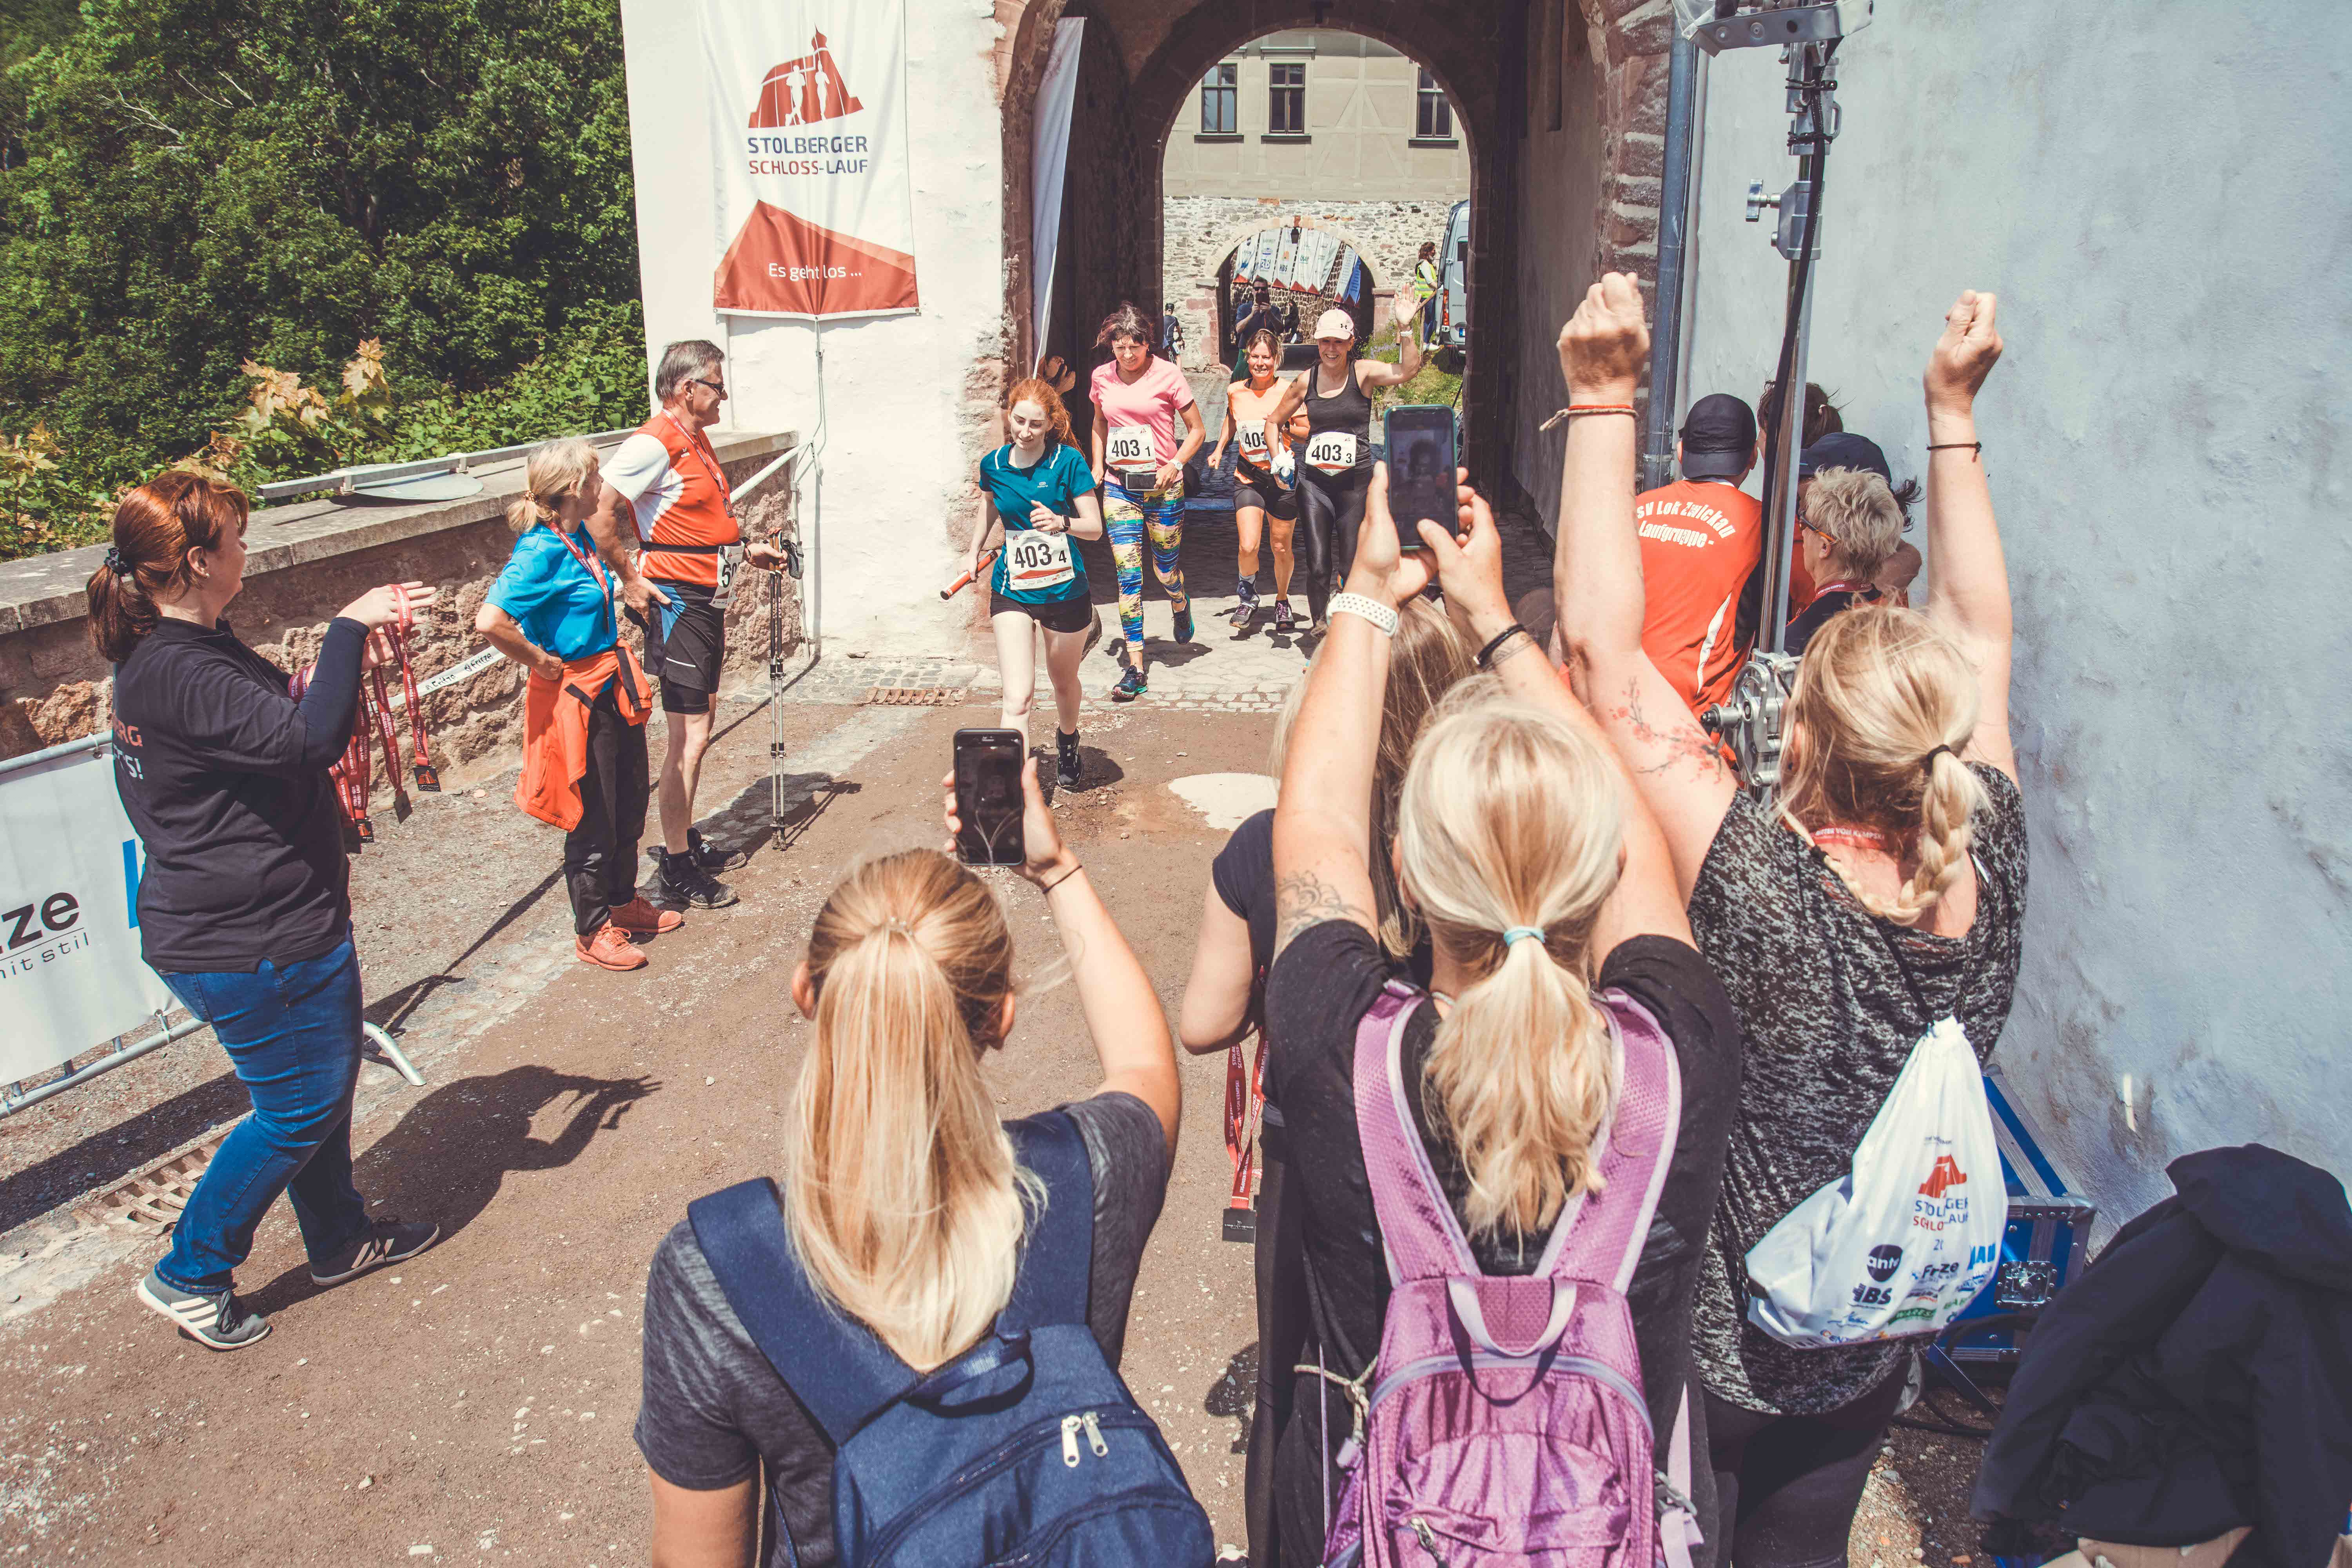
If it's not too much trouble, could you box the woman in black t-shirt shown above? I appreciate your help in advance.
[1263,467,1741,1565]
[93,471,442,1352]
[637,759,1182,1568]
[1552,279,2025,1564]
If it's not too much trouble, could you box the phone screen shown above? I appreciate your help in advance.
[1383,405,1457,548]
[953,729,1027,867]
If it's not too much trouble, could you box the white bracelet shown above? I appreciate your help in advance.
[1328,592,1399,636]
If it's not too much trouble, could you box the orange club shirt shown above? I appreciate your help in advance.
[1633,479,1766,717]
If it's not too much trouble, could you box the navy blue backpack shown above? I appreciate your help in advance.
[689,1110,1215,1567]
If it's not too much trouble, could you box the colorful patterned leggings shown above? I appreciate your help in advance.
[1102,478,1189,657]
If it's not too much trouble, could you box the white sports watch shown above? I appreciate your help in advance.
[1328,592,1400,636]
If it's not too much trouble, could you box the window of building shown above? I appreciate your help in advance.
[1200,63,1237,135]
[1268,62,1306,135]
[1416,69,1454,141]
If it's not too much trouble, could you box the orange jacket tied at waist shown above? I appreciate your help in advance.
[514,644,649,831]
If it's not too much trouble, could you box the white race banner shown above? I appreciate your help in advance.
[0,739,173,1085]
[702,0,920,319]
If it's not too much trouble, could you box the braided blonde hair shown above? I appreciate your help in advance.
[1780,603,1988,922]
[503,438,601,534]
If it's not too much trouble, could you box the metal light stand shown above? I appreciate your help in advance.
[1695,3,1851,799]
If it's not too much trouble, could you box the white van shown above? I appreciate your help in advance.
[1432,200,1470,348]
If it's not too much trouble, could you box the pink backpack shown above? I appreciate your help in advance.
[1318,980,1705,1568]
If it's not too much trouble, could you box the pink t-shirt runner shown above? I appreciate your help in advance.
[1090,356,1195,479]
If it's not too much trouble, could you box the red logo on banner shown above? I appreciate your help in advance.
[750,32,862,128]
[715,202,919,317]
[1918,1154,1968,1199]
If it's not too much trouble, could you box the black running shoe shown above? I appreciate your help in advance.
[688,827,748,872]
[1172,604,1195,644]
[1111,668,1147,702]
[138,1267,271,1351]
[1272,600,1299,634]
[310,1218,441,1286]
[657,849,740,909]
[1056,731,1083,789]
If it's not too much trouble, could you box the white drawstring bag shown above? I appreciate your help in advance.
[1744,1014,2008,1348]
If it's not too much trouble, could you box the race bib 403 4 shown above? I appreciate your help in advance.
[1004,529,1076,593]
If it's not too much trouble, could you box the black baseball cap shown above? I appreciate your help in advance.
[1800,431,1891,483]
[1679,394,1756,482]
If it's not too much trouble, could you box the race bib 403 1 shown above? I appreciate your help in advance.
[1106,424,1156,469]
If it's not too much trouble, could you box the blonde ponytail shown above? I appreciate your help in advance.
[505,437,600,535]
[1396,701,1626,1241]
[784,851,1035,1370]
[1781,603,1990,922]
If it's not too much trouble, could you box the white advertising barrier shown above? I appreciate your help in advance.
[702,0,920,320]
[0,733,174,1086]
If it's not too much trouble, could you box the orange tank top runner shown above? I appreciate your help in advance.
[635,411,741,590]
[515,643,652,831]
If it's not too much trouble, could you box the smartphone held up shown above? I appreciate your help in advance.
[1383,405,1457,547]
[952,728,1027,867]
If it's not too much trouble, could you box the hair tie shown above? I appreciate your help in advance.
[1502,926,1546,948]
[103,545,131,578]
[1922,744,1956,775]
[879,917,913,936]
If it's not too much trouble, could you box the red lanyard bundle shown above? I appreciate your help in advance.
[1221,1018,1267,1243]
[295,586,437,846]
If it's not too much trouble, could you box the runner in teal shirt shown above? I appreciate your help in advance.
[963,380,1106,788]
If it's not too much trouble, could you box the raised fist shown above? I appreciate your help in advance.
[1556,272,1650,400]
[1924,290,2002,413]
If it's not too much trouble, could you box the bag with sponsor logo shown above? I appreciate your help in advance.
[1744,916,2008,1349]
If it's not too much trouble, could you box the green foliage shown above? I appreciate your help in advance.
[0,0,646,556]
[1367,317,1464,422]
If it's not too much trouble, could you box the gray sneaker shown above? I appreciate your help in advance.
[138,1266,271,1351]
[309,1218,441,1286]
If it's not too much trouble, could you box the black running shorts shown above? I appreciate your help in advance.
[990,589,1096,635]
[1232,481,1299,521]
[629,581,724,715]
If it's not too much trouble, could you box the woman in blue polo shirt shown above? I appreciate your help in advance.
[477,439,682,971]
[964,378,1105,789]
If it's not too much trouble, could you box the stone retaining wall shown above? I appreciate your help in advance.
[0,432,800,802]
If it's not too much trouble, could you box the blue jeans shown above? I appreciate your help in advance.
[154,933,371,1292]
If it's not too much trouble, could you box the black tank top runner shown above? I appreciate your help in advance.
[1301,361,1373,483]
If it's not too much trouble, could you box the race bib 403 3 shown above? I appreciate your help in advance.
[1305,431,1359,474]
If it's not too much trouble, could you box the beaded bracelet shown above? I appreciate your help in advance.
[1539,404,1639,431]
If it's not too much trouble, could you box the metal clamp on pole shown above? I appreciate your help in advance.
[1681,0,1857,800]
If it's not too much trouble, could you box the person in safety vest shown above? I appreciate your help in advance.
[586,341,788,911]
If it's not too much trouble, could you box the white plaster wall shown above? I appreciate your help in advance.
[1684,1,2352,1223]
[619,0,1009,655]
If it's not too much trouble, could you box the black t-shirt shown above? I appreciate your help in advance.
[1784,584,1880,656]
[1261,919,1742,1561]
[633,1094,1169,1568]
[1210,809,1279,976]
[109,616,366,972]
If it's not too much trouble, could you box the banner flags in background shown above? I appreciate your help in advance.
[1251,229,1280,284]
[0,739,173,1085]
[1027,19,1085,350]
[1270,225,1299,291]
[702,0,920,318]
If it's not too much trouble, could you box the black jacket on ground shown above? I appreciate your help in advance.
[110,615,366,972]
[1972,1144,2352,1568]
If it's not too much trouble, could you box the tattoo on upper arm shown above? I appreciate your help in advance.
[1272,867,1370,958]
[1609,678,1728,780]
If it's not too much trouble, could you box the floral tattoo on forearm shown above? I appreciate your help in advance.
[1273,867,1370,958]
[1609,677,1727,780]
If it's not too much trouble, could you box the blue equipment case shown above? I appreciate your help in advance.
[1941,1062,2097,1368]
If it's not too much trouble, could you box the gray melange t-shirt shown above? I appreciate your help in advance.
[1688,762,2027,1416]
[633,1093,1169,1568]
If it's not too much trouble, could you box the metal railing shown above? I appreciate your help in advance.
[255,427,638,504]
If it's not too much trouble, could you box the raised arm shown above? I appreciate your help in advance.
[942,759,1181,1160]
[1549,274,1737,898]
[1918,289,2015,782]
[1356,291,1428,392]
[1270,466,1434,962]
[1415,479,1693,955]
[1177,887,1257,1054]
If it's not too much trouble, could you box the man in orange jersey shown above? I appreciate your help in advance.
[1632,393,1764,717]
[587,341,787,910]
